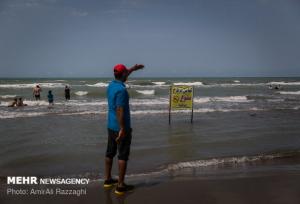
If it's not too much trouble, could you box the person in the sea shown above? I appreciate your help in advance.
[17,97,27,106]
[104,64,144,195]
[47,90,54,106]
[65,85,71,100]
[33,85,42,100]
[7,98,17,107]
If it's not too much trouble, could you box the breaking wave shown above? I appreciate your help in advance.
[136,90,155,95]
[279,91,300,95]
[173,82,204,86]
[99,150,300,182]
[268,81,300,86]
[0,83,65,89]
[86,82,108,87]
[0,95,17,99]
[75,91,88,96]
[152,81,166,86]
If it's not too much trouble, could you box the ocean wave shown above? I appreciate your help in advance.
[194,96,251,103]
[0,110,49,119]
[233,80,240,83]
[0,107,265,119]
[108,150,300,182]
[193,97,211,103]
[0,95,17,99]
[206,83,266,87]
[86,82,108,87]
[59,101,107,106]
[152,82,166,86]
[213,96,251,102]
[173,82,204,86]
[75,91,88,96]
[136,90,155,95]
[0,82,65,89]
[23,100,49,106]
[0,100,49,107]
[0,95,254,108]
[165,150,300,171]
[279,91,300,95]
[131,99,168,105]
[268,81,300,86]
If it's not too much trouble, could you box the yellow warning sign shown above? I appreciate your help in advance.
[170,86,194,110]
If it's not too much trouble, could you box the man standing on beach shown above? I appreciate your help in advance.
[33,85,42,100]
[104,63,144,195]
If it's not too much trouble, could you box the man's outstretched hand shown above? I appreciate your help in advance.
[128,64,144,74]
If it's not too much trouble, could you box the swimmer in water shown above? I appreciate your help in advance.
[33,85,42,100]
[48,90,54,106]
[8,98,17,107]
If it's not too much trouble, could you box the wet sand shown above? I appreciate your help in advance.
[2,173,300,204]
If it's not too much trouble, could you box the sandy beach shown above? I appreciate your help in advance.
[2,172,300,204]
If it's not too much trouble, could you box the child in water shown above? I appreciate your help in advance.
[48,90,54,106]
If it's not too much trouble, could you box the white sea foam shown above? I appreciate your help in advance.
[194,96,251,103]
[152,82,166,86]
[166,153,285,171]
[59,111,102,116]
[0,100,50,106]
[0,82,65,88]
[213,96,250,102]
[279,91,300,95]
[60,101,107,106]
[75,91,88,96]
[130,99,168,105]
[0,107,266,119]
[206,83,266,87]
[267,99,285,102]
[173,82,204,86]
[0,95,17,99]
[193,97,211,103]
[0,110,49,119]
[23,100,49,106]
[116,151,299,182]
[268,81,300,86]
[233,80,240,83]
[136,90,155,95]
[86,82,108,87]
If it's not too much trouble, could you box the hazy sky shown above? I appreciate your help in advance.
[0,0,300,77]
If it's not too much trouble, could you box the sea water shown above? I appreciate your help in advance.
[0,77,300,181]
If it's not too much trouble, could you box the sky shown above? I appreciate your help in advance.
[0,0,300,78]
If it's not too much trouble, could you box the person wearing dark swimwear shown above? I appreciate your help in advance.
[33,85,42,100]
[65,85,71,100]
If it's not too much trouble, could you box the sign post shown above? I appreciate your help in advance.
[169,85,194,124]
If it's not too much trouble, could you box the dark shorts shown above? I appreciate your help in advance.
[35,95,40,100]
[106,128,132,161]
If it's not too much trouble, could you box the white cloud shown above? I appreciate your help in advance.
[71,9,88,17]
[8,0,40,8]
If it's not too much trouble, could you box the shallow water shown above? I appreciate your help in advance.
[0,77,300,180]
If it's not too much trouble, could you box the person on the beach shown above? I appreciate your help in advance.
[104,64,144,195]
[17,97,27,106]
[7,98,17,107]
[65,85,71,100]
[47,90,54,106]
[33,85,42,100]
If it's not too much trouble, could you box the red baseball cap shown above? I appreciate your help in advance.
[113,64,128,74]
